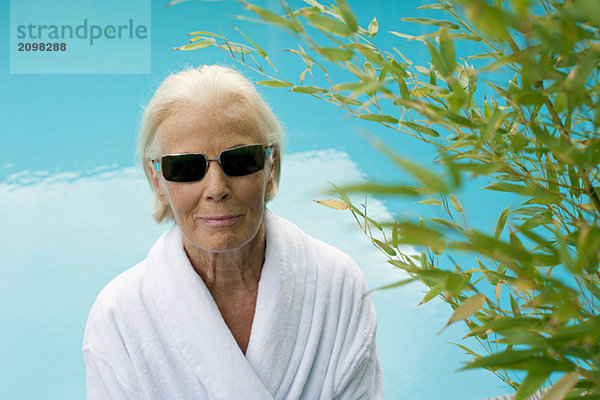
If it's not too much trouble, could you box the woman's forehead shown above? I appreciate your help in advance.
[157,103,266,154]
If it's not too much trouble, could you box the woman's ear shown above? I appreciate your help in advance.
[149,161,169,206]
[265,153,276,199]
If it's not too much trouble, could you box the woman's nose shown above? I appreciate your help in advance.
[202,160,231,201]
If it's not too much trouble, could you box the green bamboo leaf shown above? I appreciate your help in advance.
[466,52,503,59]
[328,93,362,106]
[398,78,411,100]
[482,110,505,142]
[519,213,554,231]
[515,372,550,400]
[346,61,364,79]
[510,294,521,317]
[336,0,358,33]
[439,30,456,76]
[297,44,314,68]
[509,230,526,253]
[389,222,444,246]
[189,36,216,44]
[565,49,598,92]
[305,13,352,36]
[418,283,444,305]
[390,31,424,41]
[485,182,542,196]
[420,251,430,269]
[429,217,462,229]
[417,269,458,287]
[232,27,267,57]
[457,231,533,273]
[429,64,437,85]
[316,46,354,61]
[219,43,252,54]
[358,114,399,123]
[446,162,502,175]
[524,195,564,205]
[373,277,417,291]
[401,17,460,29]
[514,90,546,106]
[463,350,534,369]
[417,3,451,10]
[402,121,439,136]
[451,343,481,358]
[368,17,378,36]
[514,225,555,253]
[391,158,448,193]
[303,0,325,12]
[346,43,387,65]
[246,4,303,32]
[444,273,469,296]
[575,225,600,274]
[338,183,422,196]
[173,40,215,50]
[441,294,486,330]
[496,330,546,348]
[464,351,573,372]
[416,198,443,206]
[541,373,579,400]
[426,40,452,77]
[468,317,542,336]
[581,275,600,301]
[387,59,409,77]
[464,2,510,41]
[373,238,396,256]
[495,206,509,239]
[449,194,463,213]
[431,237,445,255]
[512,205,549,216]
[291,86,328,94]
[364,61,377,81]
[256,80,294,87]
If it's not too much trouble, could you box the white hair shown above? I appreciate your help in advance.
[137,65,284,223]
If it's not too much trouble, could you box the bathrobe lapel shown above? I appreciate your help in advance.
[245,210,317,398]
[145,225,274,400]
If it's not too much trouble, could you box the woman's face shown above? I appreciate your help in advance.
[151,103,273,254]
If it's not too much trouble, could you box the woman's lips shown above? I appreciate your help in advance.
[198,214,242,227]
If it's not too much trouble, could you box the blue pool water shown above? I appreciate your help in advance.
[1,0,513,398]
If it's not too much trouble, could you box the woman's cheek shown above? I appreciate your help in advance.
[166,184,196,219]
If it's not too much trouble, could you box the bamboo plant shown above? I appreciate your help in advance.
[173,0,600,398]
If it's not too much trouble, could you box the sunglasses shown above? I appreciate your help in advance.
[153,144,272,183]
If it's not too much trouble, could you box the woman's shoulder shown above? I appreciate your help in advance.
[85,260,150,331]
[266,210,365,282]
[97,262,146,300]
[88,228,174,317]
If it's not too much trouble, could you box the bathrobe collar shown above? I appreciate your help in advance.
[144,209,314,399]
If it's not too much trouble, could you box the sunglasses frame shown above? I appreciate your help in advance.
[152,143,273,183]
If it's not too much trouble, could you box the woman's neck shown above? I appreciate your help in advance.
[182,224,266,293]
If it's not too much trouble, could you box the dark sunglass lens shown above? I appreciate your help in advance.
[220,145,265,177]
[161,154,207,182]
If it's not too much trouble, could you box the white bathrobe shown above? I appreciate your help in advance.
[83,210,383,399]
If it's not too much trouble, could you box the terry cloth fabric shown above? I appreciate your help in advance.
[83,209,383,399]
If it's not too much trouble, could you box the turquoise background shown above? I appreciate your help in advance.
[1,0,513,398]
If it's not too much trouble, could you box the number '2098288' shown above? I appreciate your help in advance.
[18,42,67,51]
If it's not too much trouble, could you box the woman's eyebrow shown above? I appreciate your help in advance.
[225,142,257,150]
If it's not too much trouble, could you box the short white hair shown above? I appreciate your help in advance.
[137,65,284,223]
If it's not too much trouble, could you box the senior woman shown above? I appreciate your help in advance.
[83,65,383,399]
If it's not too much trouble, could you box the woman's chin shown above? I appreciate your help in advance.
[183,232,249,254]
